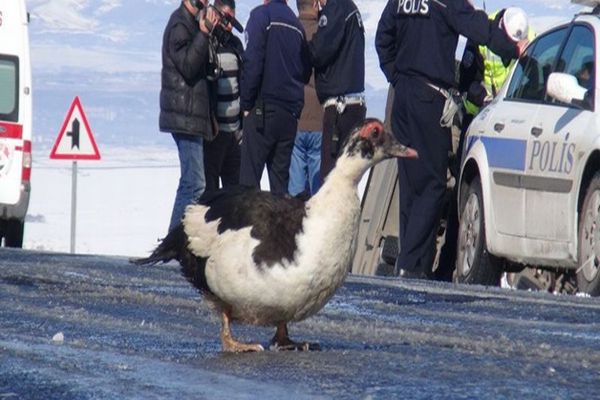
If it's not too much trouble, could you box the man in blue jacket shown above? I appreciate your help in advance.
[240,0,311,194]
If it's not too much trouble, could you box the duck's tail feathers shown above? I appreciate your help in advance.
[130,225,211,293]
[180,252,211,293]
[130,224,187,266]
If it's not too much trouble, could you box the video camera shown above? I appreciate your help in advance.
[189,0,244,34]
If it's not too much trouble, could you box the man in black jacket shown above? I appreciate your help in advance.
[160,0,219,233]
[309,0,366,180]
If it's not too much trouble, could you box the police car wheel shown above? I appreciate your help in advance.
[577,174,600,296]
[454,177,502,286]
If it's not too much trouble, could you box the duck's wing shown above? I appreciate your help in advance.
[198,186,307,267]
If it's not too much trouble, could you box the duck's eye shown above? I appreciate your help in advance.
[370,129,380,139]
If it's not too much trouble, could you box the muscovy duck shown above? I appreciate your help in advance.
[133,118,417,352]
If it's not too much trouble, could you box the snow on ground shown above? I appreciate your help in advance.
[2,250,599,399]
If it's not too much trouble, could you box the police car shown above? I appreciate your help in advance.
[455,1,600,295]
[0,0,32,247]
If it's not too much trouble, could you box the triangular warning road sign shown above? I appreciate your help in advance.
[50,96,101,160]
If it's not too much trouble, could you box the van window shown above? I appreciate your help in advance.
[0,55,19,122]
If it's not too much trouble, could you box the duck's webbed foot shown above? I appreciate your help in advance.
[220,309,264,353]
[269,323,321,351]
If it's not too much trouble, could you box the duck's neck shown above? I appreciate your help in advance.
[308,154,370,207]
[295,154,369,304]
[326,154,370,187]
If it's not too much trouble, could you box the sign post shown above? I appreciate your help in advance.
[50,96,101,253]
[71,161,77,253]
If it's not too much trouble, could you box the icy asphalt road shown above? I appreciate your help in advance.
[0,248,599,400]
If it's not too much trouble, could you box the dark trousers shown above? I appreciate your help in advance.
[320,104,366,181]
[203,131,241,192]
[239,103,298,194]
[437,113,474,279]
[392,76,452,274]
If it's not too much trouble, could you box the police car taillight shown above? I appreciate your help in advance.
[22,140,31,182]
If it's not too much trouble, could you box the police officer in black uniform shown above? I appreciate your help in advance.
[375,0,527,278]
[309,0,366,180]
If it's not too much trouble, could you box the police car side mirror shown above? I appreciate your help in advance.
[547,72,592,110]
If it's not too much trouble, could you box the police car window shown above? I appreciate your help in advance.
[506,27,568,102]
[554,25,594,98]
[0,57,18,122]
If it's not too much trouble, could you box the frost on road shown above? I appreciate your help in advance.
[0,248,599,399]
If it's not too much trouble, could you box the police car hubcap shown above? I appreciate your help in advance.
[580,190,600,281]
[458,192,481,276]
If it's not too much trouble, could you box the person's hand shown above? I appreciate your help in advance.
[516,38,529,57]
[313,0,326,10]
[244,111,250,117]
[199,6,220,34]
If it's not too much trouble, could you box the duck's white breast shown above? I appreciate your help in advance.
[204,193,360,325]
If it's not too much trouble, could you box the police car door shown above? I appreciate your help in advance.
[524,24,594,249]
[481,28,568,239]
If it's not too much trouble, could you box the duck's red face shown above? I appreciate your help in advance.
[345,118,418,161]
[358,120,385,141]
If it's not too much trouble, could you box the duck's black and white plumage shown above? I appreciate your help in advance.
[133,118,417,352]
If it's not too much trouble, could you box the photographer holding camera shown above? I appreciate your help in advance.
[202,0,245,192]
[159,0,221,234]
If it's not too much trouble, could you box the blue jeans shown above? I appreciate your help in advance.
[288,130,322,197]
[169,133,205,232]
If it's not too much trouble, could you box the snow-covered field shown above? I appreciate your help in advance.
[25,144,369,257]
[25,145,179,257]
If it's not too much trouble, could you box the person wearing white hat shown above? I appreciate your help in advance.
[479,7,533,100]
[502,7,530,42]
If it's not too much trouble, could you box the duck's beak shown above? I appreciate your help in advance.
[385,132,418,159]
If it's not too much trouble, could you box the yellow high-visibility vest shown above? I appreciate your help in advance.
[478,11,536,97]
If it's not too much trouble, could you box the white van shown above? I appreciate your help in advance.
[0,0,32,247]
